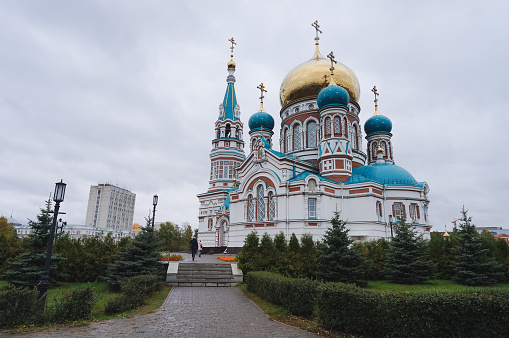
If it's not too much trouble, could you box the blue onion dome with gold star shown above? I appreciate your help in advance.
[248,109,274,131]
[364,113,392,135]
[317,80,350,109]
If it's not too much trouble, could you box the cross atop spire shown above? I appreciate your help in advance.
[372,86,380,115]
[257,83,267,111]
[312,20,322,45]
[228,37,236,57]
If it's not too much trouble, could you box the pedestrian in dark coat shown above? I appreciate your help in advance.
[190,237,198,261]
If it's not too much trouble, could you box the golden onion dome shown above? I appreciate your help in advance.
[227,57,236,69]
[279,45,360,106]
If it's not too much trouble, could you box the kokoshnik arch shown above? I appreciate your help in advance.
[197,23,431,250]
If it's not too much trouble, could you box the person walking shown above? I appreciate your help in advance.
[190,236,198,261]
[198,240,203,257]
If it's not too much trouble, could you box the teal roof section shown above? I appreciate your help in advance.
[223,196,231,210]
[288,171,334,183]
[286,165,424,187]
[348,163,424,186]
[221,82,238,121]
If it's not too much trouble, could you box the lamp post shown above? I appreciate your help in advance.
[389,214,394,238]
[152,194,158,228]
[38,180,66,298]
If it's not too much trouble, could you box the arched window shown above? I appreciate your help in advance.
[293,125,301,150]
[268,191,275,221]
[325,117,331,136]
[343,117,348,137]
[216,128,220,139]
[307,121,317,148]
[308,179,316,192]
[353,125,359,150]
[248,195,254,222]
[376,201,383,221]
[225,124,231,138]
[283,129,288,153]
[257,185,265,221]
[334,116,341,136]
[208,218,213,231]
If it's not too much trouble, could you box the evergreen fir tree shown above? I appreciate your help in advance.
[259,233,276,271]
[3,199,65,286]
[274,231,287,253]
[300,233,317,279]
[383,218,434,284]
[288,233,300,253]
[452,208,503,286]
[104,227,161,290]
[316,212,366,284]
[237,231,260,274]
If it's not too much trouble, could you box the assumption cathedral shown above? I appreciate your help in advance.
[197,23,431,249]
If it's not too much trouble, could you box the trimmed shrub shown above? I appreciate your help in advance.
[245,271,317,316]
[316,282,509,337]
[104,274,162,315]
[0,284,44,329]
[104,294,130,315]
[121,274,162,307]
[51,287,95,323]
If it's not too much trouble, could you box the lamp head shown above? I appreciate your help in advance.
[153,194,158,206]
[53,180,66,203]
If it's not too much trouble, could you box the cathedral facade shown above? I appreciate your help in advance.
[197,30,431,249]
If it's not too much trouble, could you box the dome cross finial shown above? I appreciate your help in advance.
[312,20,322,45]
[372,86,380,115]
[228,37,236,57]
[257,82,267,111]
[327,51,337,76]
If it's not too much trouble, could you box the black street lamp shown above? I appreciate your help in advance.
[388,214,394,238]
[38,180,66,298]
[152,194,158,228]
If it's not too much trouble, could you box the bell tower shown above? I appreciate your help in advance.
[208,37,246,190]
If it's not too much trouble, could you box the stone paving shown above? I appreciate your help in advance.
[6,254,317,337]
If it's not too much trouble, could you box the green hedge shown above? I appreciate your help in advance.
[245,271,317,316]
[0,284,95,329]
[316,282,509,337]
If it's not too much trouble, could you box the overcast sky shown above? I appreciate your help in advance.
[1,1,508,232]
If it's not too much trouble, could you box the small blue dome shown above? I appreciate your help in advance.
[352,163,417,186]
[248,111,274,131]
[317,84,350,109]
[364,114,392,135]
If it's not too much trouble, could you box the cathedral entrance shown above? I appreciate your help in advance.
[215,220,228,247]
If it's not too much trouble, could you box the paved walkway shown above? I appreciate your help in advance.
[7,255,317,338]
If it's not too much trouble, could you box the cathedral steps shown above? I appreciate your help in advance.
[166,263,243,287]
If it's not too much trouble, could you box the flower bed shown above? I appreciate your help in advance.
[161,252,183,261]
[217,256,236,261]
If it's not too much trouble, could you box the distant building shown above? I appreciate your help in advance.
[84,183,136,232]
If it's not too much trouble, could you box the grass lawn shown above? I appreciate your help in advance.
[2,281,172,334]
[367,279,509,292]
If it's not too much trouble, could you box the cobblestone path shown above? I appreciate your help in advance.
[8,287,317,338]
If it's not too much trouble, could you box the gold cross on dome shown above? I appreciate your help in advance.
[372,86,379,105]
[312,20,322,43]
[257,83,267,103]
[228,37,236,55]
[327,51,337,76]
